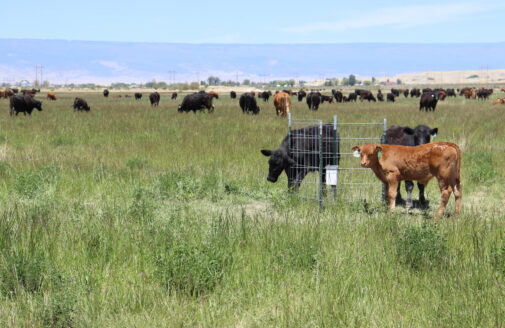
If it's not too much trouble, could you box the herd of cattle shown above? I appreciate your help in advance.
[1,86,504,116]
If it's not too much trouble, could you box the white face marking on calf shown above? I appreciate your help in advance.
[353,150,361,158]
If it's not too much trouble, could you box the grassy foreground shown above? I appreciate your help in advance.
[0,91,504,327]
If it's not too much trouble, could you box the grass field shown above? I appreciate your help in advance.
[0,90,504,327]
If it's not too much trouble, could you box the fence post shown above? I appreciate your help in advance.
[381,118,388,202]
[331,115,338,201]
[288,113,292,188]
[318,120,324,211]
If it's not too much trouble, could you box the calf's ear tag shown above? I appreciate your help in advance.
[431,132,437,138]
[353,150,361,158]
[377,150,382,158]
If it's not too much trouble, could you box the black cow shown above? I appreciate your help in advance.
[377,90,384,102]
[446,88,456,97]
[103,89,109,97]
[134,92,142,100]
[178,92,215,113]
[355,89,366,96]
[73,97,90,112]
[171,92,178,100]
[261,124,340,190]
[230,91,237,99]
[239,93,260,114]
[9,95,42,116]
[391,88,400,97]
[477,89,493,100]
[321,95,334,103]
[150,92,161,106]
[385,125,438,208]
[347,93,357,102]
[410,88,421,97]
[386,93,395,102]
[360,90,376,102]
[419,92,438,111]
[306,92,322,110]
[332,89,343,103]
[403,89,409,97]
[297,90,307,102]
[260,91,270,102]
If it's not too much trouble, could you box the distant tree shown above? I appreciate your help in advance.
[190,82,200,89]
[371,77,376,83]
[242,79,251,86]
[363,80,372,86]
[288,79,295,87]
[396,78,402,85]
[341,77,350,86]
[348,74,356,86]
[299,80,306,87]
[207,76,221,86]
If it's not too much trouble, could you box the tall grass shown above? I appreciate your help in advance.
[0,90,504,327]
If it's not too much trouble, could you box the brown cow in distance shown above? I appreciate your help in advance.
[273,92,291,117]
[500,87,505,93]
[47,92,57,100]
[352,142,462,219]
[207,91,219,99]
[492,98,505,105]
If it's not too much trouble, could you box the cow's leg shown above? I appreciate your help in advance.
[452,179,462,216]
[435,179,452,219]
[418,183,427,206]
[395,182,404,205]
[386,177,399,211]
[405,180,414,209]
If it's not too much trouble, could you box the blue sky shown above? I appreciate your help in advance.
[3,0,504,43]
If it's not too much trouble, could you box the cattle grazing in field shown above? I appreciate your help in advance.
[500,87,505,93]
[134,92,142,100]
[46,92,57,100]
[261,124,340,190]
[446,88,456,97]
[21,89,37,97]
[230,91,237,99]
[273,92,291,117]
[124,95,132,98]
[103,89,109,97]
[391,89,400,97]
[422,88,433,93]
[477,88,493,100]
[9,95,43,116]
[437,90,447,101]
[386,93,395,102]
[420,92,439,111]
[260,91,270,102]
[352,142,461,219]
[347,93,357,102]
[282,90,294,96]
[297,90,307,102]
[73,97,91,111]
[410,88,421,97]
[3,89,14,98]
[178,92,216,113]
[385,125,438,208]
[321,95,334,103]
[11,88,19,94]
[112,95,122,98]
[377,90,384,102]
[359,90,376,102]
[342,96,349,102]
[402,89,409,97]
[492,98,505,105]
[171,92,178,100]
[355,89,366,97]
[239,93,260,114]
[0,91,4,98]
[149,92,161,107]
[306,92,322,110]
[332,89,343,103]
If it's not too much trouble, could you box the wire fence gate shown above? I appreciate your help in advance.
[287,113,387,209]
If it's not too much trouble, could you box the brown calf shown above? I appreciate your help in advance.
[273,92,291,117]
[352,142,462,219]
[47,92,57,100]
[492,98,505,105]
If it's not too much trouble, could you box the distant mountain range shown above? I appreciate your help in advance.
[0,39,504,84]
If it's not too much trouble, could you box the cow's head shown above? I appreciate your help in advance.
[261,149,296,183]
[177,105,183,113]
[403,125,438,145]
[352,144,382,168]
[35,100,43,111]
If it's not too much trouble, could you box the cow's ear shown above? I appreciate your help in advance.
[375,146,383,158]
[261,149,272,157]
[287,156,297,165]
[403,127,415,135]
[430,128,438,137]
[352,146,361,157]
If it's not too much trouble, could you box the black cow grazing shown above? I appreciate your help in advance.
[103,89,109,97]
[477,89,493,100]
[171,92,178,100]
[9,95,42,116]
[386,93,395,102]
[355,89,366,96]
[239,93,260,114]
[134,92,142,100]
[73,97,90,112]
[419,92,438,111]
[422,88,432,93]
[11,88,19,94]
[347,93,357,102]
[150,92,161,106]
[332,89,343,103]
[321,95,334,103]
[360,90,376,102]
[230,91,237,99]
[446,88,456,97]
[385,125,439,208]
[410,88,421,97]
[342,96,349,102]
[403,89,409,97]
[297,90,307,102]
[306,92,322,110]
[178,92,215,113]
[377,90,384,102]
[261,124,340,190]
[260,91,270,102]
[391,88,400,97]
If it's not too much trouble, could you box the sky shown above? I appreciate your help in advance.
[2,0,504,43]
